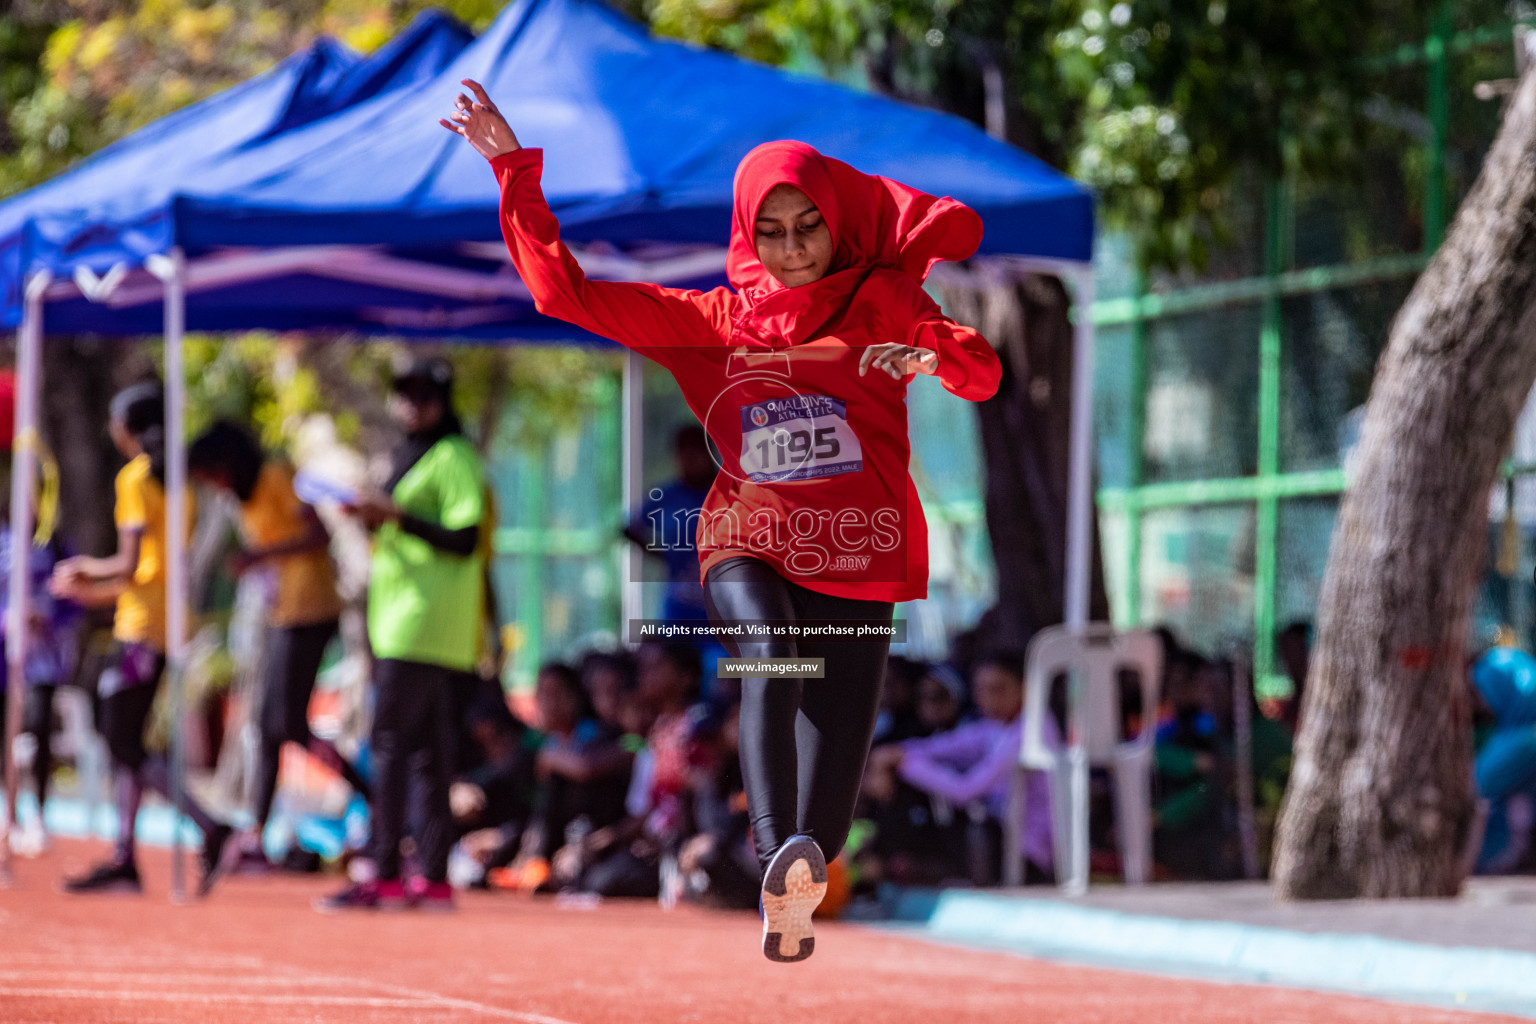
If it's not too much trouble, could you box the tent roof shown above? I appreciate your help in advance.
[0,10,472,327]
[1,0,1092,337]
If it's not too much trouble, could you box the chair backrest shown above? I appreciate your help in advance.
[1022,624,1163,766]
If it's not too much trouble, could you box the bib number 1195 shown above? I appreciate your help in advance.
[739,394,864,483]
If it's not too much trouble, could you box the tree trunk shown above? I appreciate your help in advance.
[40,338,136,557]
[935,267,1110,658]
[1273,64,1536,899]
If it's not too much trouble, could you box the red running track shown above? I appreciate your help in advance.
[0,839,1519,1024]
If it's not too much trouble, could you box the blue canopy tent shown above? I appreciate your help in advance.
[0,0,1097,893]
[0,9,472,888]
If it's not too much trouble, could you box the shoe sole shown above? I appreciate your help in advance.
[312,897,411,914]
[59,880,143,896]
[760,837,827,963]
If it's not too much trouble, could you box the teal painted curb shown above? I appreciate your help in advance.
[878,888,1536,1019]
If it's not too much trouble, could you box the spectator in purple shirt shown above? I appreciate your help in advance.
[0,516,79,857]
[888,653,1058,881]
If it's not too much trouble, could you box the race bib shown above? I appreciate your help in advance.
[739,394,864,483]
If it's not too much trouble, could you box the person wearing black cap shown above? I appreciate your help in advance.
[318,356,488,912]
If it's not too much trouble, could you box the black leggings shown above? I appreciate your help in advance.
[702,557,892,870]
[97,645,224,864]
[0,684,55,809]
[368,658,455,883]
[251,621,368,829]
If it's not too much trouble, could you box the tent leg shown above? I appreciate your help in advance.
[1,271,49,886]
[1065,266,1096,630]
[621,349,644,644]
[151,249,190,903]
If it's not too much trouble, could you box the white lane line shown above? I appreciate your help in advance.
[0,988,451,1009]
[0,970,374,987]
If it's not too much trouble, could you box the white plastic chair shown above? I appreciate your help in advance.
[1004,624,1161,894]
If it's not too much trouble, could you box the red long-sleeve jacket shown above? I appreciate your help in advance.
[491,148,1001,603]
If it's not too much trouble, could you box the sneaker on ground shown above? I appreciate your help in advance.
[313,878,409,913]
[406,877,456,911]
[759,834,828,964]
[62,859,142,895]
[197,823,234,898]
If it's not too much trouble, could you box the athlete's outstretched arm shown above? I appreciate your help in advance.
[441,79,728,351]
[858,273,1001,401]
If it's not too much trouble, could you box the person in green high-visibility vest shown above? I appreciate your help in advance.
[317,356,487,914]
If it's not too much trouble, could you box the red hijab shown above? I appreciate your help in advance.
[725,141,983,347]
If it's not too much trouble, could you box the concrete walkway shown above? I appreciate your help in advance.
[875,878,1536,1019]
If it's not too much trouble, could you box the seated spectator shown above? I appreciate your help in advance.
[915,665,965,737]
[875,654,1058,884]
[547,642,705,899]
[1274,620,1312,733]
[1152,648,1228,878]
[451,696,542,884]
[579,649,635,733]
[510,662,632,890]
[676,701,758,910]
[872,656,927,745]
[1471,646,1536,873]
[857,663,974,886]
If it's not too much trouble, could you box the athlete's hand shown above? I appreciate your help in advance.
[341,491,398,531]
[48,560,86,600]
[859,343,939,380]
[439,79,521,160]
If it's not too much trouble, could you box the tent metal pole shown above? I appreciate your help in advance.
[1065,265,1097,630]
[621,349,644,644]
[153,249,190,903]
[1,270,49,885]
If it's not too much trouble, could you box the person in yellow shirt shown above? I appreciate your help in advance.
[48,382,232,896]
[189,420,370,870]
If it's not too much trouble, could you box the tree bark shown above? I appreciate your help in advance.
[1273,64,1536,899]
[935,266,1111,658]
[40,338,138,557]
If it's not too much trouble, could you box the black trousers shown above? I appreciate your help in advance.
[702,556,892,869]
[367,658,455,882]
[250,620,369,828]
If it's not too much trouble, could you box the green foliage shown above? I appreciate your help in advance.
[642,0,1441,272]
[497,346,624,449]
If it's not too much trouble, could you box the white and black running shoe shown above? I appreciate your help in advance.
[759,834,828,963]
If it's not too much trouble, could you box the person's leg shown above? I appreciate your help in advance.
[410,664,456,887]
[286,621,372,800]
[1476,727,1536,872]
[579,848,660,898]
[534,775,576,862]
[135,756,221,835]
[102,682,157,866]
[24,684,55,812]
[789,590,892,864]
[63,673,156,892]
[249,626,294,833]
[367,658,430,882]
[703,556,802,868]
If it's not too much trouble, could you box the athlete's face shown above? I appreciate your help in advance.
[972,665,1024,723]
[754,184,833,288]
